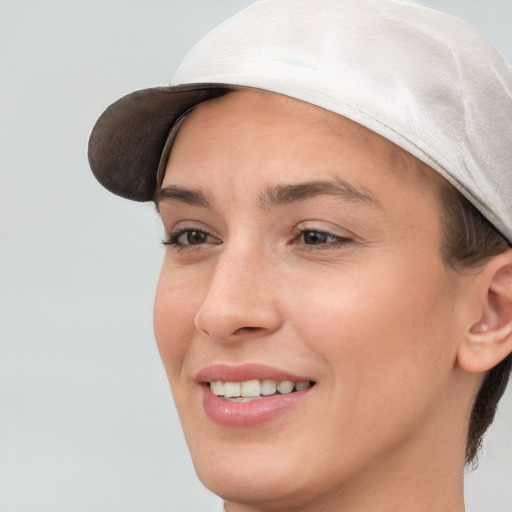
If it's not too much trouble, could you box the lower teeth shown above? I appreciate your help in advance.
[223,391,300,402]
[225,396,263,402]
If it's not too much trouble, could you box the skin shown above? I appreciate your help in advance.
[153,90,489,512]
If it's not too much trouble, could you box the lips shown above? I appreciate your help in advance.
[195,363,312,383]
[195,363,315,428]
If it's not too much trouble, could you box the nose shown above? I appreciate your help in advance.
[194,245,283,344]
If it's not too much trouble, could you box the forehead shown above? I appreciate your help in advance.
[164,89,445,196]
[162,89,445,207]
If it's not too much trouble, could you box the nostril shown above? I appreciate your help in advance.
[233,326,262,335]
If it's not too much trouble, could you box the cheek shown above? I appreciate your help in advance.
[279,259,458,473]
[290,255,457,407]
[153,268,200,383]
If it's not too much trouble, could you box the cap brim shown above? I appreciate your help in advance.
[88,84,231,201]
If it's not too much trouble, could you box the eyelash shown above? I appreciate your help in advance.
[294,229,352,250]
[163,228,351,250]
[163,228,220,249]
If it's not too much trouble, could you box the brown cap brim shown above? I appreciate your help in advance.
[88,84,231,201]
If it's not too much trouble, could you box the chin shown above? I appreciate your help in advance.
[188,437,342,511]
[197,467,312,511]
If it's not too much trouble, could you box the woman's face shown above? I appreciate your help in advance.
[154,90,470,510]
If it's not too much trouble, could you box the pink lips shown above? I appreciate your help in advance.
[195,363,310,383]
[195,363,314,428]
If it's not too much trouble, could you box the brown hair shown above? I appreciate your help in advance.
[439,184,511,466]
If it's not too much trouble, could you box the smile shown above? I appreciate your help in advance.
[209,379,312,401]
[196,363,316,427]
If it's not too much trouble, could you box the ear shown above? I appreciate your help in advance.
[457,249,512,373]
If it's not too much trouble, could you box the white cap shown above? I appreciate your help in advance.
[89,0,512,243]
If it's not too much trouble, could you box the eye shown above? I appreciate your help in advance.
[163,228,220,248]
[300,230,331,244]
[295,229,352,249]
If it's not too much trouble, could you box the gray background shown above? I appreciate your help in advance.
[1,1,511,511]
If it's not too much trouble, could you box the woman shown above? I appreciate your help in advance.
[88,1,512,510]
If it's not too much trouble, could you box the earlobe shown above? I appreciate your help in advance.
[457,249,512,374]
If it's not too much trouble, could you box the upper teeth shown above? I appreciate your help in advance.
[209,379,311,401]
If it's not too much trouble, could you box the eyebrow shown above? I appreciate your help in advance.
[258,178,381,209]
[155,186,212,210]
[155,178,381,211]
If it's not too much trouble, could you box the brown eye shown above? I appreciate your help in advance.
[295,229,352,250]
[164,228,219,248]
[301,230,329,244]
[185,230,209,245]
